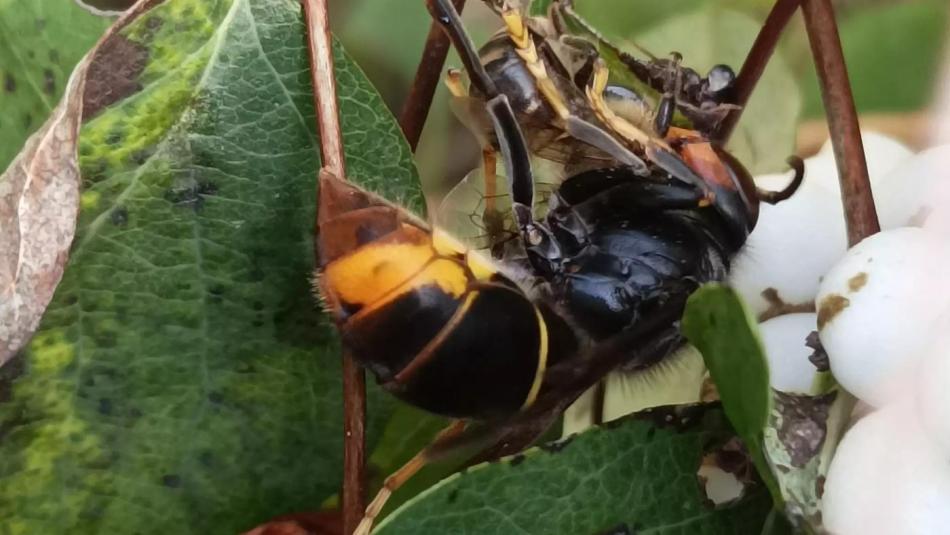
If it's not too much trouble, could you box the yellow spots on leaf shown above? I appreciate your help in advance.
[81,191,101,210]
[28,330,76,374]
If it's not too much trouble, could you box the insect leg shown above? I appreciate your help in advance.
[427,0,498,97]
[652,53,683,137]
[499,4,648,172]
[443,67,502,230]
[485,94,534,227]
[585,57,656,147]
[444,67,468,97]
[354,420,468,535]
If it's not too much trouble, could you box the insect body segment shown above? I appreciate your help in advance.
[317,173,568,419]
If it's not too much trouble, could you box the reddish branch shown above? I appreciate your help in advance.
[800,0,880,245]
[399,0,466,152]
[715,0,801,143]
[302,1,367,533]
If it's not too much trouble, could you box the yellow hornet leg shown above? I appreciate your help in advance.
[444,68,468,97]
[500,7,571,120]
[353,421,468,535]
[585,58,658,148]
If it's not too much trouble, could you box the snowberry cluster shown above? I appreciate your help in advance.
[732,133,950,534]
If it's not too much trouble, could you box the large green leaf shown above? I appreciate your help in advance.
[0,0,111,171]
[683,285,854,533]
[801,0,949,117]
[683,285,780,504]
[376,405,772,535]
[0,0,422,533]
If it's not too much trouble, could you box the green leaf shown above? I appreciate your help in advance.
[376,405,773,535]
[683,285,780,506]
[0,0,423,533]
[0,0,111,171]
[683,285,855,533]
[528,0,554,16]
[633,7,800,174]
[801,0,949,117]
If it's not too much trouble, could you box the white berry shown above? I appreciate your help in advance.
[823,404,950,535]
[816,227,950,406]
[915,314,950,453]
[731,161,847,316]
[875,144,950,230]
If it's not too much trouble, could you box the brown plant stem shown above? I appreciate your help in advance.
[800,0,879,245]
[715,0,800,143]
[399,0,466,152]
[302,1,367,533]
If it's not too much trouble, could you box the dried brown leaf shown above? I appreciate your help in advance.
[0,68,86,365]
[0,0,158,366]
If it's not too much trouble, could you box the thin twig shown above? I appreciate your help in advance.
[399,0,467,152]
[305,0,345,176]
[302,1,367,533]
[399,0,465,152]
[800,0,880,245]
[715,0,800,143]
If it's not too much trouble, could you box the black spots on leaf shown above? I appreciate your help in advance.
[539,435,574,454]
[208,391,224,404]
[161,474,182,488]
[593,523,637,535]
[22,112,32,129]
[82,35,148,120]
[105,129,124,146]
[508,453,526,467]
[3,73,14,93]
[42,68,55,96]
[129,147,154,166]
[139,14,165,41]
[633,403,711,433]
[110,207,129,227]
[95,328,118,348]
[82,158,109,186]
[446,489,459,504]
[198,450,214,468]
[165,179,219,212]
[98,398,113,416]
[208,285,225,304]
[48,49,60,64]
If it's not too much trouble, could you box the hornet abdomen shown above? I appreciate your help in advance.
[316,173,569,419]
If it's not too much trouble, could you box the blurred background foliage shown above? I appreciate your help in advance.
[2,0,947,201]
[328,0,948,205]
